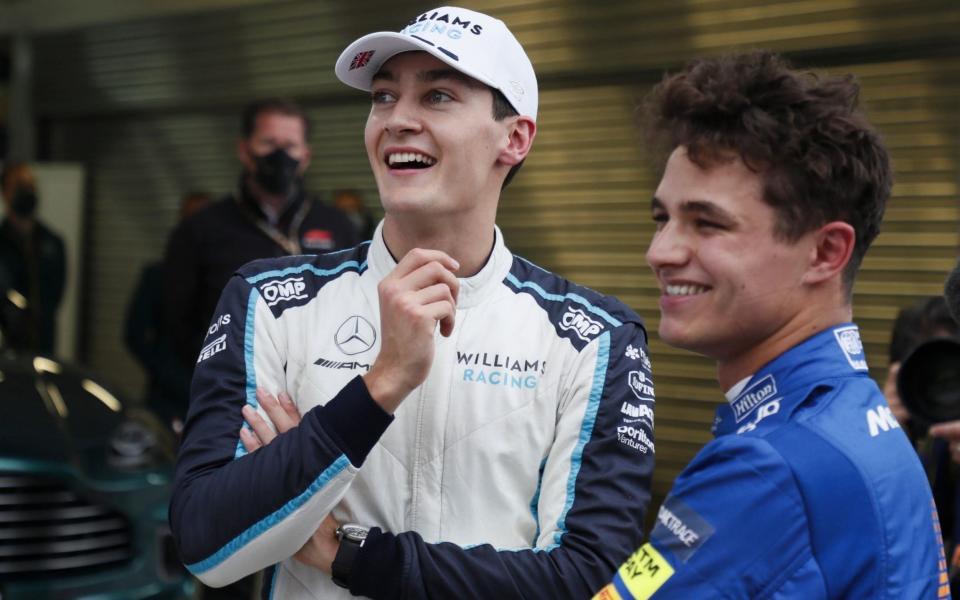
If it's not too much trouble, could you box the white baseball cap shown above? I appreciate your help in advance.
[334,6,538,121]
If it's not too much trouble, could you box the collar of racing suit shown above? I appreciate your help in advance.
[712,323,872,437]
[366,220,514,309]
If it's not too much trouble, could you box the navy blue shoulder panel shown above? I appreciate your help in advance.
[504,255,644,351]
[237,243,370,318]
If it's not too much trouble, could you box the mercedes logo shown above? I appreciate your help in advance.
[335,315,377,355]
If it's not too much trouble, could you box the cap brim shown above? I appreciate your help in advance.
[335,31,499,93]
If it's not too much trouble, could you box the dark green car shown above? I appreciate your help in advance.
[0,353,195,599]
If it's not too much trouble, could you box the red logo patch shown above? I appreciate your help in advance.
[350,51,375,70]
[303,229,332,242]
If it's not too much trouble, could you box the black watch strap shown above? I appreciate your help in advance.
[331,524,368,589]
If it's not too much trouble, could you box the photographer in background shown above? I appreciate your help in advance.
[886,295,960,589]
[885,296,959,437]
[930,261,960,453]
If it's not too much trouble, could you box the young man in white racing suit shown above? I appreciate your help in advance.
[170,6,655,599]
[593,51,947,599]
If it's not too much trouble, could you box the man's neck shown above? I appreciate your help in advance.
[244,174,292,224]
[382,210,498,277]
[5,214,34,237]
[715,303,852,391]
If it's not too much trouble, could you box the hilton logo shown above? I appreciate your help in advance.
[335,316,377,355]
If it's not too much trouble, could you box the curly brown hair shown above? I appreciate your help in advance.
[643,50,891,289]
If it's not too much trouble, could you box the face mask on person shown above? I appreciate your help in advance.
[251,148,301,196]
[10,187,37,218]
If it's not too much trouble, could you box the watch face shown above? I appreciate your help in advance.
[340,523,369,542]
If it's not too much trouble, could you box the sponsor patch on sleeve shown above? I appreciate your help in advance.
[600,543,674,600]
[650,496,715,563]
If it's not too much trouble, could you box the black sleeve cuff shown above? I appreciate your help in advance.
[349,528,404,599]
[317,375,393,466]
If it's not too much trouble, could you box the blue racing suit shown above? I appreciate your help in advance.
[595,324,948,599]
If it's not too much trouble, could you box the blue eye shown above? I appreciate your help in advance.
[427,90,453,104]
[371,90,396,104]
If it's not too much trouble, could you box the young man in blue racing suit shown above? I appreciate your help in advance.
[594,51,948,599]
[169,6,655,599]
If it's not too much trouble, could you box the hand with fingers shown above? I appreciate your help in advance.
[363,248,460,414]
[239,389,302,451]
[239,388,340,574]
[929,420,960,464]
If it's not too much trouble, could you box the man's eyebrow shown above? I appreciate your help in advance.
[649,196,737,222]
[679,199,736,222]
[371,69,395,83]
[420,68,484,88]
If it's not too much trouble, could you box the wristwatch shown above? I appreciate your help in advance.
[331,523,369,589]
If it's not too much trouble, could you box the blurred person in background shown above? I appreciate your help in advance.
[333,188,376,241]
[125,191,211,435]
[884,296,960,593]
[0,162,66,355]
[163,98,359,372]
[594,50,945,599]
[884,296,959,434]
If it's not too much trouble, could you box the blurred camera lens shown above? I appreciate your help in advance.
[897,338,960,427]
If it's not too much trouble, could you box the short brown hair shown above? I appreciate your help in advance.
[241,98,312,140]
[643,50,891,289]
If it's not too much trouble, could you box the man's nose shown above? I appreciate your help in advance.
[384,98,423,135]
[646,224,691,271]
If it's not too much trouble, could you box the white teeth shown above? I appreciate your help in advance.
[665,284,708,296]
[387,152,436,166]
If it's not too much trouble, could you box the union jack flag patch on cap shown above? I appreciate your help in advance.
[350,50,375,70]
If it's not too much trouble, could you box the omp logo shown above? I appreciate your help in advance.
[260,277,307,307]
[866,404,901,437]
[197,334,226,364]
[559,307,603,341]
[731,374,777,423]
[621,401,654,426]
[335,316,377,355]
[834,326,868,371]
[628,370,655,401]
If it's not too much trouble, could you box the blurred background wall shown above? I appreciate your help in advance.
[1,0,957,514]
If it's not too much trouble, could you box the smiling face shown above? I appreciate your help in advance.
[363,52,517,220]
[646,147,818,366]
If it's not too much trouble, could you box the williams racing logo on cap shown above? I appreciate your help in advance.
[833,325,868,371]
[731,374,777,423]
[403,10,484,38]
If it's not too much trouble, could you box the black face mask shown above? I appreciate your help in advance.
[251,148,301,196]
[11,187,37,218]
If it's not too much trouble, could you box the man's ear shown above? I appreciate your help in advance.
[297,147,312,175]
[803,221,856,285]
[237,139,255,172]
[498,116,536,166]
